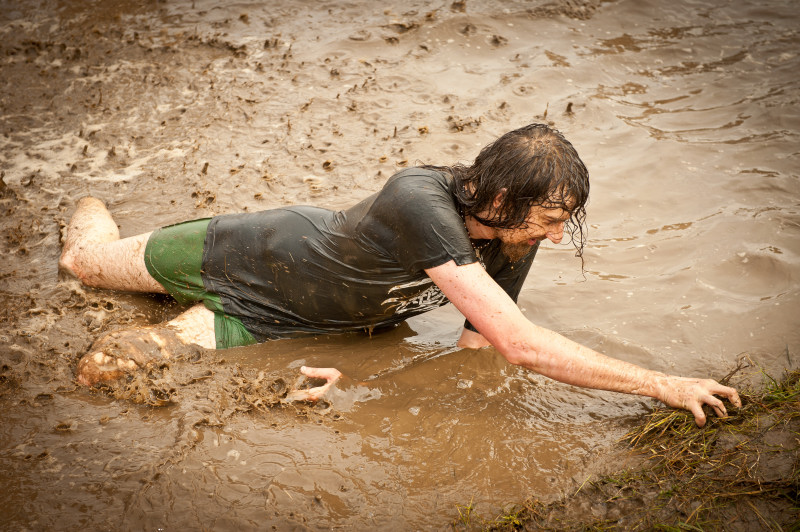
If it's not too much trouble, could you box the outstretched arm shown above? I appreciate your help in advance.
[427,260,741,427]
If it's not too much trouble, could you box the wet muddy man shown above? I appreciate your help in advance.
[59,123,740,426]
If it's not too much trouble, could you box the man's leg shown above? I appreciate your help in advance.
[76,304,343,401]
[63,198,341,399]
[77,303,216,386]
[59,197,167,293]
[60,197,213,385]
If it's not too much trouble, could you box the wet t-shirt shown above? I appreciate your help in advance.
[201,168,538,341]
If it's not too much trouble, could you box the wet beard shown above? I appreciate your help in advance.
[500,241,534,262]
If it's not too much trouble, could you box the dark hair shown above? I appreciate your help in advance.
[429,123,589,259]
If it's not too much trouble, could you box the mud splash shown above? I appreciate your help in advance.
[1,0,799,528]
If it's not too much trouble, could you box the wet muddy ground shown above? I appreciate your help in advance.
[1,0,798,529]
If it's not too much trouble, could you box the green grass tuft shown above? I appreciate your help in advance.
[452,364,800,531]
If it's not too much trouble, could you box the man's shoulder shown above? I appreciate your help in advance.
[379,167,456,205]
[364,167,476,272]
[384,166,451,187]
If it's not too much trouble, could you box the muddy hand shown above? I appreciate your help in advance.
[659,376,742,427]
[285,366,343,402]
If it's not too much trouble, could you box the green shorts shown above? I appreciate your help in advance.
[144,218,257,349]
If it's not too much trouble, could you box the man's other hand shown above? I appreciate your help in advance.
[285,366,343,402]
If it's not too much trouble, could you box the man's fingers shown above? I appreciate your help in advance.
[696,392,731,426]
[708,384,741,411]
[707,396,727,418]
[300,366,342,382]
[690,403,707,428]
[285,367,344,403]
[725,387,742,408]
[285,383,332,402]
[709,383,741,408]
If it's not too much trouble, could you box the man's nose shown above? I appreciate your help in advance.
[546,224,564,244]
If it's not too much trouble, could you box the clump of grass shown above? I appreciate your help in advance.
[452,364,800,531]
[616,367,799,530]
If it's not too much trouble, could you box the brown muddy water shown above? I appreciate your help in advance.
[1,0,798,529]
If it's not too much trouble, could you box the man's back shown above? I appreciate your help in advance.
[201,168,536,341]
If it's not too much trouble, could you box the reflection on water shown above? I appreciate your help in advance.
[0,0,798,528]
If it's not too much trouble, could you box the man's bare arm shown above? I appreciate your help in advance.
[427,260,741,427]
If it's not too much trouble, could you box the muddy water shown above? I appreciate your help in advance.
[1,0,798,528]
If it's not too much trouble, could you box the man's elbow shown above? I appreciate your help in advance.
[493,338,539,369]
[500,351,529,367]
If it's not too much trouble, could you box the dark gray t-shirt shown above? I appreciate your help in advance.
[201,168,537,341]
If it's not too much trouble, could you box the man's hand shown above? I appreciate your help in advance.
[285,366,343,402]
[656,376,742,427]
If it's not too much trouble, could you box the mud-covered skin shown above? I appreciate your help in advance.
[77,326,196,386]
[58,197,165,294]
[76,325,344,410]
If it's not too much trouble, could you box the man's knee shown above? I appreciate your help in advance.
[59,241,118,289]
[58,240,95,285]
[61,233,165,293]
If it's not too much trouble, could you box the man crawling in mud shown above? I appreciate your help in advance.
[59,123,740,426]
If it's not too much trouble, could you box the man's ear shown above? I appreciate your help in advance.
[492,188,507,209]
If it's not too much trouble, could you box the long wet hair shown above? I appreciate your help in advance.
[428,123,590,259]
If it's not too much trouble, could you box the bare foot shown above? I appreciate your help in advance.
[59,197,119,280]
[77,350,139,386]
[77,327,189,386]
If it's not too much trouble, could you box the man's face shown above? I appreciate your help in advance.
[495,204,571,262]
